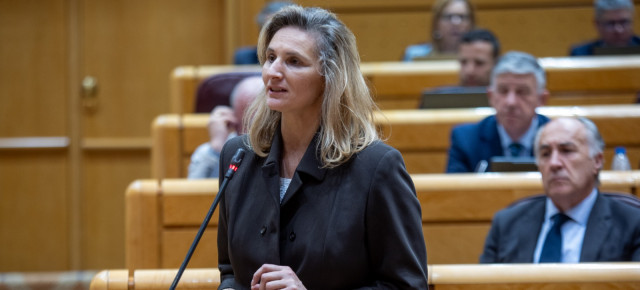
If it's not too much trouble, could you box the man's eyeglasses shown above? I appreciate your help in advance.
[598,19,632,31]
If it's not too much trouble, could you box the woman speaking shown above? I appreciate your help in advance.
[217,5,428,289]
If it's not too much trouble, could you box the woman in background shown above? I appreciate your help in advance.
[217,5,428,290]
[403,0,475,61]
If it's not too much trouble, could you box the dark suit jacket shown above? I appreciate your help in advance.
[217,132,428,289]
[233,46,259,65]
[446,114,550,173]
[480,192,640,263]
[569,36,640,56]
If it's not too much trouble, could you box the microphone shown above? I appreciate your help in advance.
[224,148,246,180]
[170,148,245,290]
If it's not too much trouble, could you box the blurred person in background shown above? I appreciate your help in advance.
[446,51,549,173]
[403,0,475,61]
[570,0,639,56]
[234,1,295,64]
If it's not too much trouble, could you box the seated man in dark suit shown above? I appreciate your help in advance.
[446,51,549,172]
[570,0,639,56]
[480,117,640,263]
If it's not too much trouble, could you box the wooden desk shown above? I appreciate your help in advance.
[125,172,639,270]
[170,56,640,113]
[90,263,640,290]
[152,105,640,179]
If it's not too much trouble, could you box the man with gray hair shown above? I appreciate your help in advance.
[188,76,263,178]
[480,117,640,263]
[446,51,550,172]
[570,0,639,55]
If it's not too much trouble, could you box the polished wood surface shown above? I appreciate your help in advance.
[0,1,70,271]
[302,1,640,61]
[81,0,224,138]
[1,0,225,271]
[365,56,640,109]
[125,179,221,270]
[379,105,640,173]
[0,150,70,270]
[0,0,68,137]
[89,263,640,290]
[170,56,640,113]
[125,172,639,269]
[152,105,640,179]
[3,0,640,272]
[82,150,150,269]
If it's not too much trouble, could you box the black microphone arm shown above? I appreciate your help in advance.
[170,148,245,290]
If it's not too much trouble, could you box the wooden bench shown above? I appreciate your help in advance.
[90,263,640,290]
[170,56,640,113]
[125,171,640,271]
[151,105,640,179]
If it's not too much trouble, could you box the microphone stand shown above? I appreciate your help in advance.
[170,149,245,290]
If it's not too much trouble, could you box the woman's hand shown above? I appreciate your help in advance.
[250,264,306,290]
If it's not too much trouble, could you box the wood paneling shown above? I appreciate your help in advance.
[90,264,640,290]
[81,149,150,269]
[171,56,640,113]
[477,7,593,57]
[3,0,640,273]
[424,224,489,264]
[0,0,71,272]
[0,150,69,271]
[161,229,218,269]
[81,0,224,138]
[124,172,639,269]
[0,0,68,136]
[297,1,640,61]
[340,11,430,62]
[151,105,640,178]
[1,0,227,272]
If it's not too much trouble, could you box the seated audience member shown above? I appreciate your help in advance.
[446,51,550,173]
[480,117,640,263]
[234,1,294,64]
[419,28,500,101]
[187,76,263,178]
[569,0,639,56]
[403,0,475,61]
[458,28,500,87]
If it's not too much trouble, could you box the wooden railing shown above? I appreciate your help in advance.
[90,263,640,290]
[151,105,640,178]
[125,172,639,270]
[170,56,640,113]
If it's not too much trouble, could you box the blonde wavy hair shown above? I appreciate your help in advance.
[243,5,380,168]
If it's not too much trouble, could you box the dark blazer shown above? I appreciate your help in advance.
[569,36,640,56]
[217,133,428,289]
[480,192,640,263]
[446,114,550,173]
[233,46,259,65]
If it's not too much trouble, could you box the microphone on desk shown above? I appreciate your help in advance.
[170,148,245,290]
